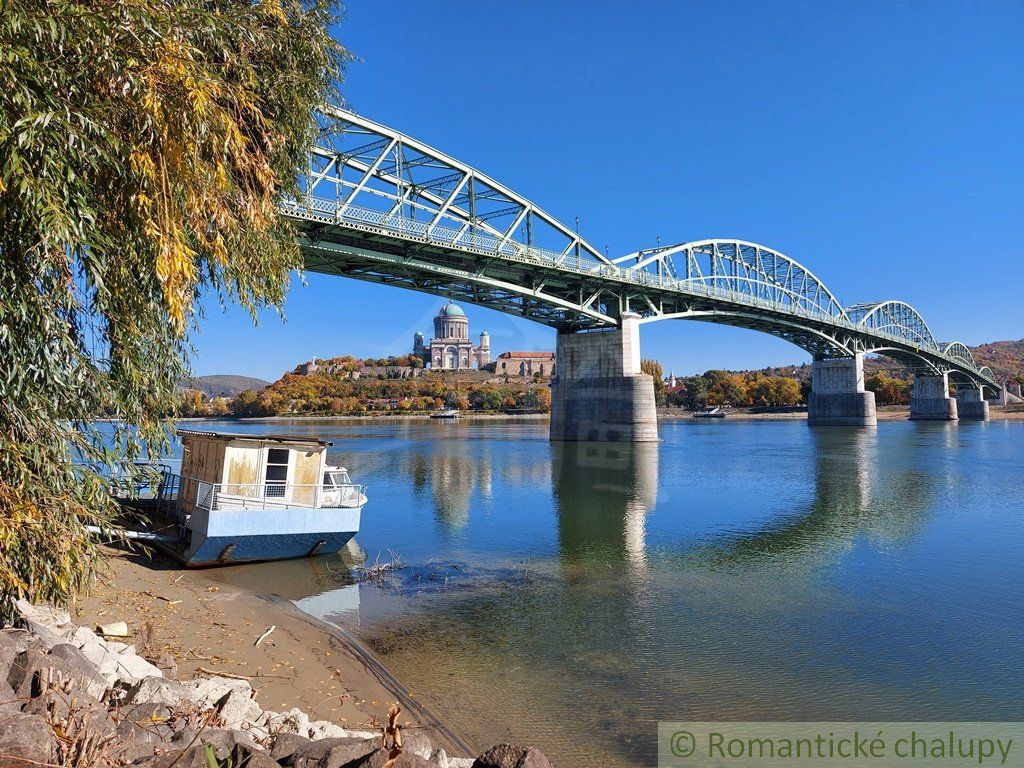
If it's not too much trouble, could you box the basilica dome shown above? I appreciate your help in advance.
[437,301,466,318]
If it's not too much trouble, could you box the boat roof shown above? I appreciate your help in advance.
[178,429,332,447]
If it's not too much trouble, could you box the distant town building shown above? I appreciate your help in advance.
[495,351,556,376]
[413,301,490,370]
[666,371,677,388]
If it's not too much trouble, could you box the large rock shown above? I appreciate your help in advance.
[306,719,351,740]
[181,675,252,707]
[13,601,72,649]
[135,745,212,768]
[0,633,21,683]
[472,744,553,768]
[428,747,450,768]
[14,600,71,634]
[287,735,380,768]
[125,676,196,708]
[111,705,176,763]
[212,684,263,730]
[348,747,435,768]
[0,679,22,716]
[0,630,31,654]
[270,731,313,761]
[403,730,435,760]
[260,706,310,736]
[169,727,258,762]
[7,646,108,701]
[0,712,57,767]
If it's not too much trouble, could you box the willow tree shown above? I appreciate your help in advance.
[0,0,347,620]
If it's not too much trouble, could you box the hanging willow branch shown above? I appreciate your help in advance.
[0,0,349,621]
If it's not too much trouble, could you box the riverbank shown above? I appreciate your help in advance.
[70,547,478,758]
[181,404,1024,424]
[179,412,551,423]
[2,579,558,767]
[658,404,1024,420]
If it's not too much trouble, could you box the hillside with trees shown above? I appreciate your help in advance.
[970,339,1024,384]
[179,374,270,398]
[177,337,1024,418]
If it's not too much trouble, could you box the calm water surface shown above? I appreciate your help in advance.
[198,418,1024,767]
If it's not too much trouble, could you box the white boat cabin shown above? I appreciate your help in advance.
[178,430,339,514]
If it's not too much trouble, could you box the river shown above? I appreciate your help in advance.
[196,417,1024,767]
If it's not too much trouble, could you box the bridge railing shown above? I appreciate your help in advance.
[283,196,984,378]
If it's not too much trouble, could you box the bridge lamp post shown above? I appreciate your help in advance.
[575,216,581,269]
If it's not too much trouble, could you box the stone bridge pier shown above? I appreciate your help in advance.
[955,386,989,421]
[807,354,877,426]
[910,372,958,420]
[549,313,659,442]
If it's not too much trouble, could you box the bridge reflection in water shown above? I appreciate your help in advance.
[550,426,932,576]
[551,442,658,575]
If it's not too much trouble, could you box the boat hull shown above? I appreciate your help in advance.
[180,504,362,567]
[182,530,358,567]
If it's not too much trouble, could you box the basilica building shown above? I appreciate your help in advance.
[413,301,490,370]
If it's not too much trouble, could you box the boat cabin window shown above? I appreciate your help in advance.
[265,448,290,496]
[324,470,351,487]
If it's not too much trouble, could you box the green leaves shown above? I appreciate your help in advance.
[0,0,347,620]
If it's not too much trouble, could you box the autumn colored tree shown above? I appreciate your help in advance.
[866,372,912,405]
[0,0,346,618]
[641,358,666,406]
[180,389,206,417]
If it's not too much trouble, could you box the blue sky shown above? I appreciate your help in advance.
[193,1,1023,381]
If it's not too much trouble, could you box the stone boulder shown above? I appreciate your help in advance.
[125,675,196,708]
[0,679,22,716]
[7,646,109,701]
[306,718,350,740]
[472,744,553,768]
[270,731,313,761]
[287,735,380,768]
[348,747,435,768]
[0,712,58,767]
[402,729,437,760]
[111,703,178,763]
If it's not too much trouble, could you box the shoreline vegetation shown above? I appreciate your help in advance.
[170,404,1024,423]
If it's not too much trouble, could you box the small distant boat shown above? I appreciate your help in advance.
[430,410,460,419]
[693,407,727,419]
[113,430,367,567]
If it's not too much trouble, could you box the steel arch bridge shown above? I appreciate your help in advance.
[284,105,998,391]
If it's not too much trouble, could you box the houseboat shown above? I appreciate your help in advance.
[143,430,366,567]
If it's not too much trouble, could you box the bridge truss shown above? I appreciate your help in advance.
[284,105,998,391]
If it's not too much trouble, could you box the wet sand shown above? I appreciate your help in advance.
[73,547,475,757]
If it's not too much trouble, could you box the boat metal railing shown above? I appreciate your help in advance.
[193,481,366,512]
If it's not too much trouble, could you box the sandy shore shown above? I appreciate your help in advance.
[72,547,476,757]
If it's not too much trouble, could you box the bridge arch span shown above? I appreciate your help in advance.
[938,341,976,368]
[846,301,938,351]
[304,105,613,266]
[616,239,847,319]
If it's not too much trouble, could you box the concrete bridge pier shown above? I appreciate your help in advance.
[807,354,877,426]
[910,372,957,420]
[955,387,989,421]
[549,312,659,442]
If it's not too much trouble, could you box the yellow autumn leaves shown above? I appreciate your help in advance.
[128,34,285,332]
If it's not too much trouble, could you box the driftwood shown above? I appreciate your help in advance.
[196,666,291,680]
[254,625,276,647]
